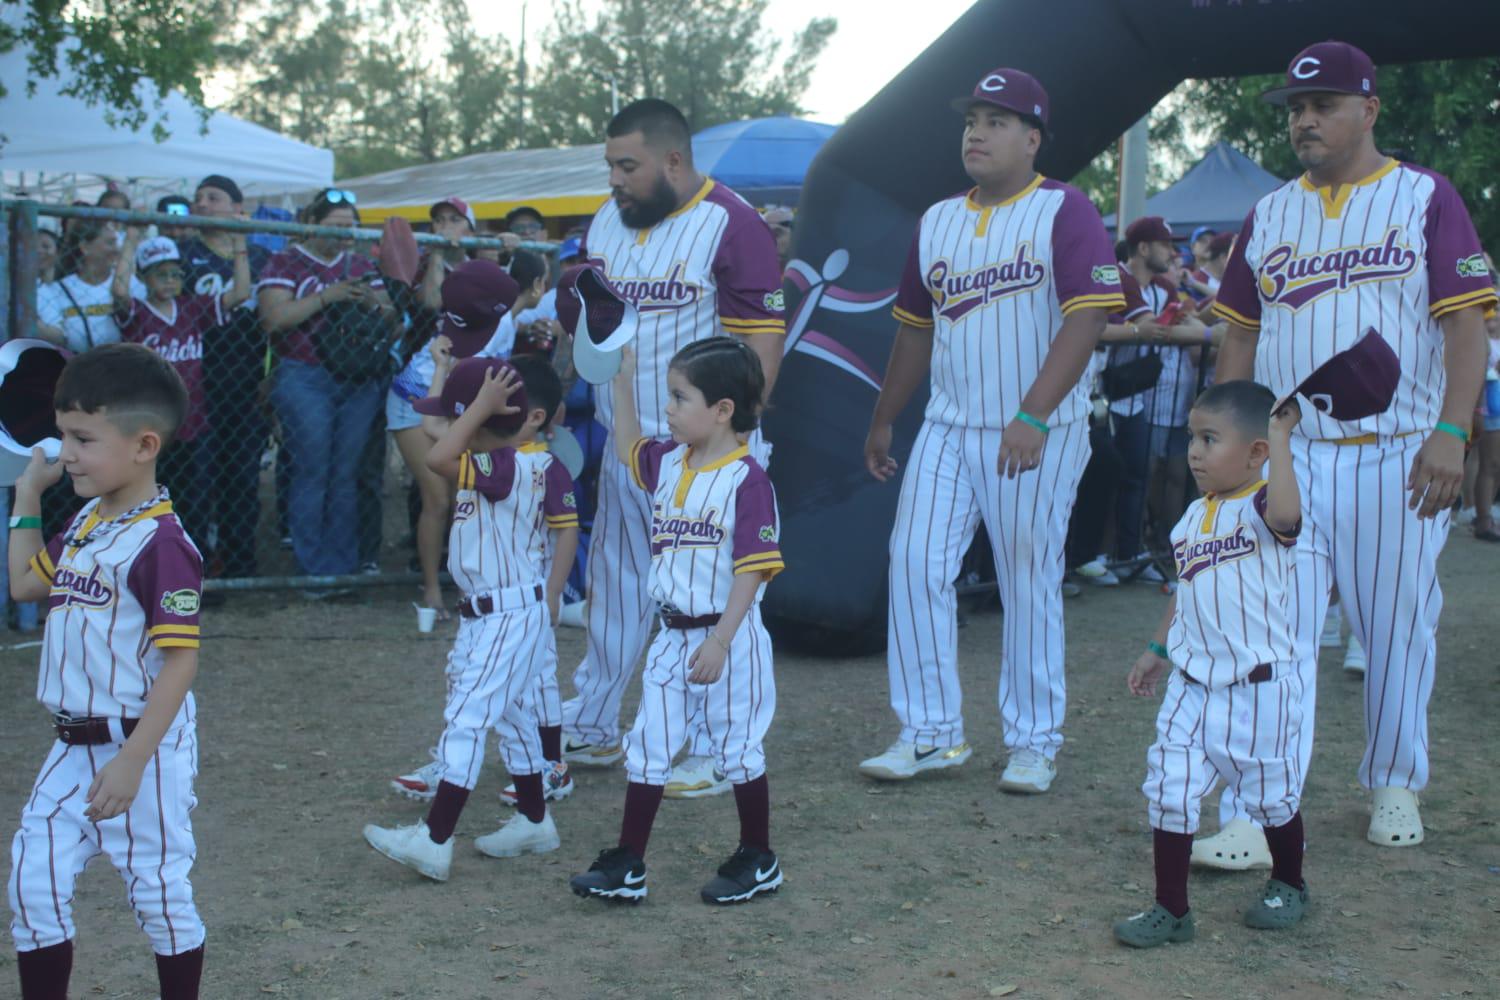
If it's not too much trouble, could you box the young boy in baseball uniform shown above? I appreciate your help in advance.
[570,337,784,905]
[8,344,207,999]
[1115,381,1309,948]
[363,354,579,881]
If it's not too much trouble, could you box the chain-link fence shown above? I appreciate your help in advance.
[1,200,592,605]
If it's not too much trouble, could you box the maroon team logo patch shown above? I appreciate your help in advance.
[1173,526,1257,583]
[51,564,116,609]
[926,245,1047,322]
[1257,228,1418,310]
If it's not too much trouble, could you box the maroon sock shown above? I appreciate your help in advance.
[17,940,72,1000]
[156,944,204,1000]
[424,781,470,844]
[512,772,546,824]
[538,725,563,763]
[1264,811,1305,889]
[618,782,665,858]
[733,775,771,852]
[1153,828,1193,918]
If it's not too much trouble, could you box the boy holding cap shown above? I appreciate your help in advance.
[113,229,250,554]
[364,346,579,881]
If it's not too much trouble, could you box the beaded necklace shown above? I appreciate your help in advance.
[64,485,171,550]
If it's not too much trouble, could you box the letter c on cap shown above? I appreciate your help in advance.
[1291,56,1321,80]
[980,73,1006,92]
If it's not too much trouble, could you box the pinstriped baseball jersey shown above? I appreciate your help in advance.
[630,439,783,618]
[28,500,202,718]
[586,179,785,439]
[1107,273,1199,426]
[891,176,1126,430]
[1214,159,1498,439]
[450,441,579,596]
[1167,481,1299,687]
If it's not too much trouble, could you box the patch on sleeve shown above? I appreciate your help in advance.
[160,589,201,616]
[758,524,777,542]
[1456,253,1489,279]
[1091,265,1121,285]
[474,452,493,476]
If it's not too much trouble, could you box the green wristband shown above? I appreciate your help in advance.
[1015,411,1049,434]
[8,516,42,530]
[1147,641,1170,660]
[1435,421,1470,444]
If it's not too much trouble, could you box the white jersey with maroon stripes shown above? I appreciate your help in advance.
[449,442,579,598]
[892,176,1128,430]
[1214,158,1499,440]
[1166,482,1299,687]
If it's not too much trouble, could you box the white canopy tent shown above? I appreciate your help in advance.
[0,46,333,204]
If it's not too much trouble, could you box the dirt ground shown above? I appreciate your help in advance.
[0,531,1496,1000]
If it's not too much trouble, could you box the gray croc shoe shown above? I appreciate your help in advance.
[1243,878,1310,929]
[1114,903,1196,948]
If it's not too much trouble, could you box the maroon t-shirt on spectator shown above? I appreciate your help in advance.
[258,244,383,366]
[118,295,222,443]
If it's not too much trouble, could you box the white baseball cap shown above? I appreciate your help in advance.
[135,236,181,272]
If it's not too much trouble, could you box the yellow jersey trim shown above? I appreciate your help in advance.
[1211,301,1260,330]
[892,305,934,328]
[29,549,55,584]
[546,514,580,528]
[637,177,715,245]
[1060,292,1127,317]
[1298,158,1398,219]
[519,441,547,454]
[964,174,1043,213]
[149,623,200,635]
[72,500,176,548]
[154,637,200,649]
[734,555,785,579]
[1199,479,1264,534]
[628,437,652,492]
[674,444,749,508]
[1430,286,1498,321]
[457,453,475,492]
[721,317,786,335]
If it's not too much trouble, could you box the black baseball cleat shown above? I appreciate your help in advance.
[570,846,647,904]
[700,845,783,905]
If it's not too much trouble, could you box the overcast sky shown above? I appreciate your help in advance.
[472,0,979,125]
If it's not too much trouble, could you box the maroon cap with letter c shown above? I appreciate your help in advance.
[951,67,1050,127]
[1262,40,1378,106]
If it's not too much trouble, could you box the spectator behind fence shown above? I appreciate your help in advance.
[36,219,144,351]
[156,194,193,243]
[96,184,130,213]
[259,188,396,582]
[507,205,547,240]
[35,225,60,285]
[763,205,794,270]
[113,231,250,553]
[181,174,276,577]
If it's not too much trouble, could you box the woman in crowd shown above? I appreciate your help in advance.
[259,189,396,582]
[36,219,142,351]
[35,227,59,285]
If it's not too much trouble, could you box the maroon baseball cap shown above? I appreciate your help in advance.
[439,259,519,359]
[950,67,1049,128]
[412,356,528,435]
[1293,328,1400,421]
[1125,216,1175,246]
[430,196,477,230]
[1262,41,1378,106]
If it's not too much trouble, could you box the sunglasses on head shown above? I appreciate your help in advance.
[319,189,358,207]
[164,203,190,217]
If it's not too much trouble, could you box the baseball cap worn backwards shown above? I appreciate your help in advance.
[1262,40,1377,106]
[412,357,528,435]
[439,259,520,359]
[952,67,1050,128]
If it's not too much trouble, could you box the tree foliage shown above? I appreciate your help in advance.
[0,0,223,139]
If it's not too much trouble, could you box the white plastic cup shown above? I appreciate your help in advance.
[415,604,437,633]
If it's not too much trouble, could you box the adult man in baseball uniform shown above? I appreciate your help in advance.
[561,99,785,798]
[858,68,1124,791]
[1205,40,1496,857]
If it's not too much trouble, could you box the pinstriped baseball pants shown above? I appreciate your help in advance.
[886,419,1089,756]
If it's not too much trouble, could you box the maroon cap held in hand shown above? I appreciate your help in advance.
[412,356,528,435]
[1262,40,1377,106]
[1125,216,1175,246]
[950,67,1049,127]
[439,260,520,359]
[1293,328,1400,421]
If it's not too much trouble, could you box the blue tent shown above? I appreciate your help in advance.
[692,116,836,205]
[1103,141,1286,237]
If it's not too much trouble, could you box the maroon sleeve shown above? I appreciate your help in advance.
[1420,171,1498,320]
[891,227,933,328]
[459,448,518,502]
[1111,269,1151,323]
[346,253,385,291]
[1052,185,1127,316]
[257,249,299,293]
[1253,485,1300,547]
[1212,212,1262,329]
[116,298,143,336]
[543,458,579,528]
[126,527,204,650]
[711,206,785,336]
[731,465,784,578]
[629,438,678,494]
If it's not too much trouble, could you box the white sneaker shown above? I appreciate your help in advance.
[857,740,972,781]
[998,748,1057,793]
[1190,817,1271,870]
[391,755,444,801]
[664,755,732,799]
[1320,604,1343,648]
[1455,507,1477,526]
[558,601,587,628]
[475,810,561,858]
[500,761,574,807]
[1076,558,1120,587]
[1367,787,1423,847]
[364,821,452,881]
[1134,554,1166,584]
[1343,636,1367,676]
[562,738,624,766]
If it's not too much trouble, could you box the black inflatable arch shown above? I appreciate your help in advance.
[762,0,1500,647]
